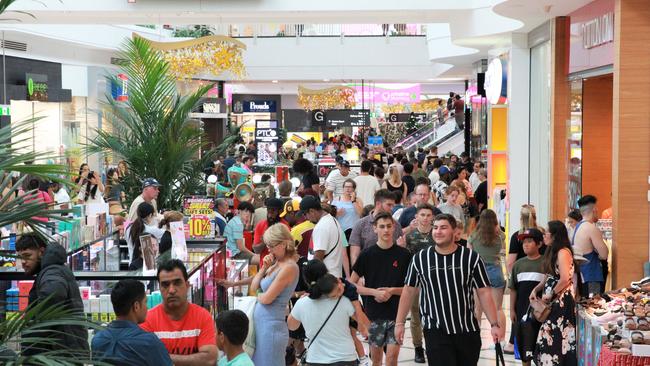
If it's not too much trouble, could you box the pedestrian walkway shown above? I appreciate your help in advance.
[359,294,519,365]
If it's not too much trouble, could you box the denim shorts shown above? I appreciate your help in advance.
[484,263,505,288]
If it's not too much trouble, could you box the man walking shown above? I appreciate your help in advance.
[395,214,504,366]
[301,196,347,277]
[350,212,411,366]
[398,183,441,235]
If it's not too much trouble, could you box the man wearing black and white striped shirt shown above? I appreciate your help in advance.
[395,214,504,366]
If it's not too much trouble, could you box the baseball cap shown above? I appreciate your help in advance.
[265,197,284,210]
[439,166,450,175]
[142,178,161,189]
[517,228,544,243]
[339,160,351,168]
[280,199,301,218]
[299,195,322,212]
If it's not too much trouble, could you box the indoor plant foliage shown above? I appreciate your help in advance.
[90,36,214,211]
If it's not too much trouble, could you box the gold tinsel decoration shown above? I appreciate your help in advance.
[381,104,406,114]
[410,98,441,113]
[297,86,356,111]
[133,34,247,80]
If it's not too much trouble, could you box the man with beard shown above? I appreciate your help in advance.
[16,233,88,356]
[252,198,290,262]
[141,260,217,365]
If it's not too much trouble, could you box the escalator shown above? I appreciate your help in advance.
[395,116,463,155]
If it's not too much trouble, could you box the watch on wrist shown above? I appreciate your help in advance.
[490,323,500,328]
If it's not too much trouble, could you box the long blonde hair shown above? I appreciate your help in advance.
[518,204,537,234]
[388,166,401,185]
[263,223,296,257]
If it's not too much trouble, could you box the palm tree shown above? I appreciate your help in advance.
[89,36,214,210]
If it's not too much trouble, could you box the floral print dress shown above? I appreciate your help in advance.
[535,260,577,366]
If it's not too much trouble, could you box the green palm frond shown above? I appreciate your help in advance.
[87,36,213,210]
[0,296,109,365]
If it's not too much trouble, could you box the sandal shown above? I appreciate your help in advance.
[639,318,650,331]
[625,317,637,330]
[631,331,645,344]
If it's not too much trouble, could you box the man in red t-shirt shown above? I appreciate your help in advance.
[141,260,217,365]
[252,198,289,262]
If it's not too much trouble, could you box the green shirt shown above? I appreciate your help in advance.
[218,353,254,366]
[468,231,505,265]
[412,169,428,183]
[406,227,435,254]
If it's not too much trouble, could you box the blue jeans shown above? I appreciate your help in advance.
[485,263,505,288]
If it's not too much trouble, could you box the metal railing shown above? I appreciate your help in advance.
[205,24,426,38]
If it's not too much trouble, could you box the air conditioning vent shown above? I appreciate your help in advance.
[110,57,128,66]
[0,40,27,52]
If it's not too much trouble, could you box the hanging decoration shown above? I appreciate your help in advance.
[410,98,441,113]
[297,86,356,111]
[133,33,247,80]
[381,104,406,114]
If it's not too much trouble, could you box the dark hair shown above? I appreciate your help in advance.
[157,259,189,281]
[403,162,414,174]
[78,163,88,176]
[415,181,431,191]
[83,171,99,202]
[237,201,255,213]
[373,211,394,225]
[542,220,575,274]
[374,166,385,180]
[292,158,314,175]
[434,213,457,229]
[278,180,292,197]
[15,232,47,251]
[216,310,249,345]
[128,202,155,261]
[27,178,40,191]
[433,158,443,169]
[361,160,373,173]
[567,209,582,222]
[476,162,485,169]
[416,203,436,214]
[111,279,145,316]
[260,174,272,183]
[107,167,119,182]
[374,189,397,205]
[243,156,252,164]
[577,194,597,208]
[309,273,339,299]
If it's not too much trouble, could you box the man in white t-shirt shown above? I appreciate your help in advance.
[128,178,161,222]
[353,160,380,207]
[325,160,357,203]
[301,196,345,278]
[469,161,484,194]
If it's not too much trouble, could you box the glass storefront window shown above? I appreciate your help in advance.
[568,79,583,211]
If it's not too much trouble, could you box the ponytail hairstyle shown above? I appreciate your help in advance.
[518,204,537,234]
[84,171,99,201]
[159,210,184,229]
[128,202,155,260]
[302,259,339,299]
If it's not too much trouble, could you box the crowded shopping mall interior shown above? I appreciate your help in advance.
[0,0,649,365]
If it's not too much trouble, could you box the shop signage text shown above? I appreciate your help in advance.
[26,73,48,102]
[255,120,279,165]
[313,109,370,128]
[582,12,614,49]
[182,196,215,216]
[202,103,221,114]
[243,100,276,113]
[388,113,426,123]
[368,136,383,145]
[351,84,421,104]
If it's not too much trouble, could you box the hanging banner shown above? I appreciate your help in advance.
[255,120,279,165]
[350,83,421,104]
[182,196,216,216]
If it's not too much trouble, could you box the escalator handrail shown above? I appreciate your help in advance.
[394,116,444,148]
[403,117,458,152]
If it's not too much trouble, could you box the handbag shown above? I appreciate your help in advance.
[301,296,342,364]
[233,296,258,356]
[530,281,571,323]
[495,342,506,366]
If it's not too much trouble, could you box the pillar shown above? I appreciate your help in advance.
[611,0,650,287]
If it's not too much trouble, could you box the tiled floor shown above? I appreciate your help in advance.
[358,294,520,365]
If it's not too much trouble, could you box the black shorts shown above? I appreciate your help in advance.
[289,324,306,340]
[423,329,481,366]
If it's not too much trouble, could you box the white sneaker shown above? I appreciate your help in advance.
[358,356,370,366]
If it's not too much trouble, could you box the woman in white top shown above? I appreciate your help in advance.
[124,201,164,270]
[76,171,105,205]
[288,271,358,366]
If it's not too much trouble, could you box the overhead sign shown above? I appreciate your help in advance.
[202,103,221,114]
[388,113,427,123]
[484,57,508,105]
[368,136,383,145]
[312,110,325,127]
[255,120,279,165]
[351,84,420,104]
[318,109,370,128]
[582,12,614,49]
[242,100,276,113]
[26,73,48,102]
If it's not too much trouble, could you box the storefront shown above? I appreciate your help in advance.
[231,94,282,145]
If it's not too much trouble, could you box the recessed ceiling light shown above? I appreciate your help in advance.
[427,78,435,81]
[323,78,330,82]
[271,80,278,83]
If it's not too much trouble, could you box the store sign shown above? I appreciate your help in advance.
[110,73,128,102]
[312,110,325,127]
[0,104,10,116]
[582,12,614,49]
[202,103,221,114]
[388,113,426,123]
[255,120,279,165]
[243,100,276,113]
[322,109,370,128]
[188,215,213,239]
[368,136,383,145]
[351,84,420,104]
[182,196,216,216]
[26,73,48,102]
[484,58,508,105]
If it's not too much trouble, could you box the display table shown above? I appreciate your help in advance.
[598,345,650,366]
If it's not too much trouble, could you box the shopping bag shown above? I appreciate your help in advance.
[233,296,257,356]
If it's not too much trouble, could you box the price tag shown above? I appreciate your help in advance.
[188,215,212,238]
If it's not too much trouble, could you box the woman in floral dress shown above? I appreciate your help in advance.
[530,220,577,366]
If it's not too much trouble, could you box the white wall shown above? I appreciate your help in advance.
[62,65,89,97]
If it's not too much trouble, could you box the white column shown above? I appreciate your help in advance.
[507,33,531,238]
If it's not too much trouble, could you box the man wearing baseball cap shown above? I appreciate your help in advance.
[128,178,161,222]
[324,159,357,203]
[301,196,346,277]
[252,198,290,262]
[282,199,315,258]
[509,228,545,363]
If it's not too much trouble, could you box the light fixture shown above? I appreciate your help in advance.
[271,80,279,83]
[323,78,330,82]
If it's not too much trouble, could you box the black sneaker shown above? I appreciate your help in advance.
[414,346,426,363]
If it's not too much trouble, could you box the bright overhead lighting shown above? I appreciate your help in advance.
[271,80,278,83]
[427,78,435,81]
[323,78,330,82]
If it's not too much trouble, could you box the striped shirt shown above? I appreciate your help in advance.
[404,245,490,334]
